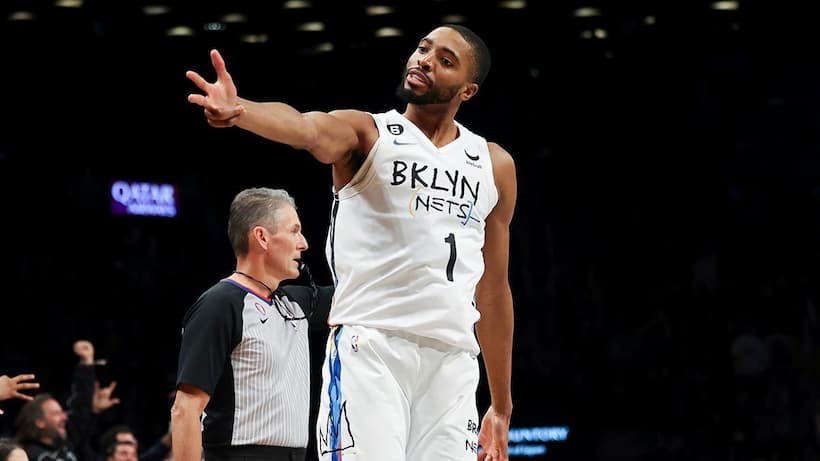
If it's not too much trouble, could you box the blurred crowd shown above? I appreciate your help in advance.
[0,341,171,461]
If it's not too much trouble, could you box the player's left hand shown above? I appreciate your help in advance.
[477,406,510,461]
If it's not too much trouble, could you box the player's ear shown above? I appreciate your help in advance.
[461,82,478,102]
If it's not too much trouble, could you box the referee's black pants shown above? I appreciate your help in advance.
[205,444,306,461]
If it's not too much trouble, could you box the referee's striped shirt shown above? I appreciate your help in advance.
[176,280,312,448]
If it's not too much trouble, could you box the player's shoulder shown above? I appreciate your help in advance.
[328,109,374,127]
[329,109,381,142]
[487,142,515,173]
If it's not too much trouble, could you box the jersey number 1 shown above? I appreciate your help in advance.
[444,233,457,282]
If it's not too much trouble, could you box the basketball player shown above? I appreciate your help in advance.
[185,25,516,461]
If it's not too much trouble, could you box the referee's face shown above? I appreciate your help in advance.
[268,205,308,281]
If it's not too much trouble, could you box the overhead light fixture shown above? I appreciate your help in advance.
[166,25,195,36]
[221,13,248,23]
[499,0,526,9]
[54,0,83,8]
[573,7,601,17]
[365,5,394,15]
[142,5,169,15]
[710,1,739,10]
[204,22,226,32]
[314,42,334,52]
[594,28,607,39]
[643,15,656,25]
[375,27,403,37]
[441,14,467,23]
[240,33,269,43]
[8,11,35,20]
[283,0,312,9]
[298,21,325,31]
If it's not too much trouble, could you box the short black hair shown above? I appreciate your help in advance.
[443,24,491,86]
[99,425,134,456]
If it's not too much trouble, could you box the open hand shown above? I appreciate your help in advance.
[186,49,245,127]
[0,374,39,402]
[93,380,121,414]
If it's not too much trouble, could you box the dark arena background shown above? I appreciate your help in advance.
[2,1,819,460]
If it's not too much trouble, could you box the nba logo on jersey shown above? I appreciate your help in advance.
[387,124,404,135]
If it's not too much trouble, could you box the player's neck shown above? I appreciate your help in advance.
[404,105,459,147]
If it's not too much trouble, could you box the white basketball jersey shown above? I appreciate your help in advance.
[325,110,499,353]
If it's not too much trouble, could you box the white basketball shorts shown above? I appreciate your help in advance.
[316,325,480,460]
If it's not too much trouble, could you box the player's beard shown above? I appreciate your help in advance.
[395,74,461,105]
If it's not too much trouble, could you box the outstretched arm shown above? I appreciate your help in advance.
[186,49,374,167]
[475,142,517,461]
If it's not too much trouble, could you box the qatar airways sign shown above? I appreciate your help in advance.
[110,180,178,217]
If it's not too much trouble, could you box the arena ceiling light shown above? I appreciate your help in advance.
[365,5,394,15]
[710,1,739,10]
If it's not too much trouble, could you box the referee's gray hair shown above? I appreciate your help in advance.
[228,187,297,257]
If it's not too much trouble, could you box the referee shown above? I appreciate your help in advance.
[171,188,330,461]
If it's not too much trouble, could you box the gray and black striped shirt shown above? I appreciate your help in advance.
[176,280,313,448]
